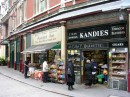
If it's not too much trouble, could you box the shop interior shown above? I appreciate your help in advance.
[83,50,108,84]
[67,49,108,84]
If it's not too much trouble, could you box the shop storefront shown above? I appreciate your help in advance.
[21,26,65,84]
[67,22,128,91]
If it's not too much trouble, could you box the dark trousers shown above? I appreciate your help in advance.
[24,67,28,78]
[92,74,97,84]
[43,72,48,82]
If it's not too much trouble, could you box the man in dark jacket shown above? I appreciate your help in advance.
[90,59,98,85]
[67,59,75,90]
[84,59,93,88]
[24,57,30,78]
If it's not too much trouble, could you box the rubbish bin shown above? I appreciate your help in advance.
[97,74,104,84]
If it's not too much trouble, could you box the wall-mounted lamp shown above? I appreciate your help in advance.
[119,7,125,21]
[119,13,124,21]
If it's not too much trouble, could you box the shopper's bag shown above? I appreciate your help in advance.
[67,68,72,76]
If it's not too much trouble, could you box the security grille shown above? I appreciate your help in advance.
[112,80,119,89]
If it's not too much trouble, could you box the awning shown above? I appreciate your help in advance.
[0,39,8,45]
[51,44,61,50]
[21,42,57,54]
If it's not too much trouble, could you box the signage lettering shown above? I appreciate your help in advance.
[112,43,124,47]
[110,42,127,47]
[80,30,109,38]
[32,27,62,45]
[67,23,126,41]
[67,43,109,49]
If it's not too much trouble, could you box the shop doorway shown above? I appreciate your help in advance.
[82,50,108,85]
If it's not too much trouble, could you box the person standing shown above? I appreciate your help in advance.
[90,59,98,85]
[24,57,30,78]
[84,59,93,88]
[42,61,49,82]
[66,59,75,90]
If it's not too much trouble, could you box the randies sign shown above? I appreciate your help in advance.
[67,23,126,41]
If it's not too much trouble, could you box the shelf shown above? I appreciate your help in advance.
[112,57,125,58]
[111,52,127,54]
[112,62,126,63]
[111,68,125,70]
[111,73,126,76]
[109,49,127,80]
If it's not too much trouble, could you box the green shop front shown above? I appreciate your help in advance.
[9,37,22,70]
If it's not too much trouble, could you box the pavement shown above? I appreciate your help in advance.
[0,66,130,97]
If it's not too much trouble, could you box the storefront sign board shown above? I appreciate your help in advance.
[32,27,62,45]
[67,43,109,49]
[67,23,126,42]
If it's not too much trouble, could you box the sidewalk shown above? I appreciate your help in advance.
[0,66,130,97]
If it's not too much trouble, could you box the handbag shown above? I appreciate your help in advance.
[67,68,72,76]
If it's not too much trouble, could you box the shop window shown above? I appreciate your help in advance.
[33,53,40,63]
[33,53,47,64]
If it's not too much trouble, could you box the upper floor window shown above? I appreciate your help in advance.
[40,0,47,12]
[34,0,47,15]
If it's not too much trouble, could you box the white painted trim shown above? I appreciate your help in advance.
[26,0,73,21]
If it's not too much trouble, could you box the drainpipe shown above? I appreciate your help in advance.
[128,9,130,92]
[14,40,16,70]
[8,43,10,68]
[20,35,23,72]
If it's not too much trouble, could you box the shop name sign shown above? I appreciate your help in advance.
[67,43,109,49]
[67,23,126,41]
[32,27,62,45]
[80,30,109,38]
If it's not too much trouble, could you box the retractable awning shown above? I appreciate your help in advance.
[21,42,57,54]
[51,44,61,50]
[0,39,8,45]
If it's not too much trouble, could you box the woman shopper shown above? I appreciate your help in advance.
[66,59,75,90]
[84,59,93,88]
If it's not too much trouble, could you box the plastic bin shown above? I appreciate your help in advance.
[97,74,104,84]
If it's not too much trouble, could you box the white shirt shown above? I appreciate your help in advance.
[42,61,49,72]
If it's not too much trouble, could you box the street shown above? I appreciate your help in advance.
[0,66,130,97]
[0,74,70,97]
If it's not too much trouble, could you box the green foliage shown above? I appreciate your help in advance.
[0,57,8,66]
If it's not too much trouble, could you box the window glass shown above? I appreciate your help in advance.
[40,0,45,12]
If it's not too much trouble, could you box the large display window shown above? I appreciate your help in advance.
[108,48,128,90]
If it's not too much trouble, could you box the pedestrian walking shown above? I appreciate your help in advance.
[84,59,93,88]
[24,57,30,78]
[42,60,49,82]
[66,59,75,90]
[90,59,98,85]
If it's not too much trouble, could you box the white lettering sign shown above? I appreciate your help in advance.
[80,30,109,38]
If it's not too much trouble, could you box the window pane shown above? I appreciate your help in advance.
[40,0,45,12]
